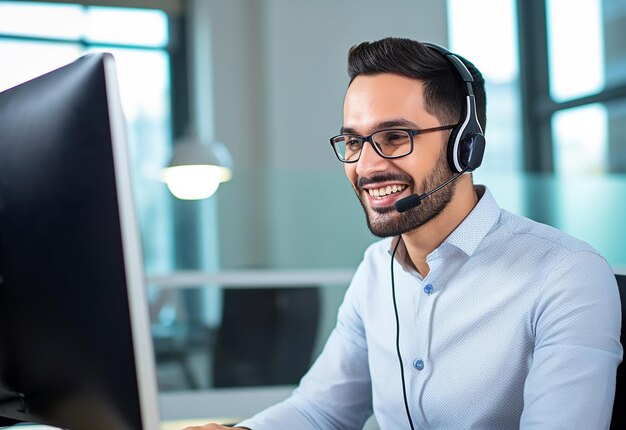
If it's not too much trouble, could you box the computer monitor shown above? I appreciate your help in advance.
[0,53,160,429]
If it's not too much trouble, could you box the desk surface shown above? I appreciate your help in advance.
[162,418,240,429]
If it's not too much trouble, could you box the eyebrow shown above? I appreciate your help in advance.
[340,118,419,135]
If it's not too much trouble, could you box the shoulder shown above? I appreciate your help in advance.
[492,210,610,280]
[497,213,620,326]
[497,210,600,257]
[488,210,616,302]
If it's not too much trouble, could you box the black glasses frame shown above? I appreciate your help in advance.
[330,124,456,163]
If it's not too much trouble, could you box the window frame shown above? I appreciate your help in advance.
[517,0,626,174]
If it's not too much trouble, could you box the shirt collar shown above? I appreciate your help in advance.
[444,185,501,256]
[388,185,501,264]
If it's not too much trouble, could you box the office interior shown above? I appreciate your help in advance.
[0,0,624,426]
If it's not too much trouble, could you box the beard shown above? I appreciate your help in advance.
[356,153,456,238]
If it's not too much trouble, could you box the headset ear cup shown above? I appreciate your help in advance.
[466,134,486,171]
[456,134,486,172]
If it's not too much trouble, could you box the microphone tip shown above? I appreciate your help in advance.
[395,194,421,213]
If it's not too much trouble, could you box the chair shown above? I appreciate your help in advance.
[612,274,626,429]
[212,286,320,387]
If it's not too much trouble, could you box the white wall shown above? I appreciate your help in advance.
[191,0,448,270]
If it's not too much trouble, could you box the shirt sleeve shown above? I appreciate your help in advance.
[520,250,623,429]
[236,267,373,430]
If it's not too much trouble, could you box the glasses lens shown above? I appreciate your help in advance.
[333,135,363,162]
[372,130,412,157]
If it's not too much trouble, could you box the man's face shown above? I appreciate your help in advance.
[342,73,456,237]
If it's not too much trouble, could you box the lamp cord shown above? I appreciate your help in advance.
[391,237,416,430]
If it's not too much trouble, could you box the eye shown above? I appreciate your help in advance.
[387,133,406,142]
[376,130,410,146]
[346,138,363,149]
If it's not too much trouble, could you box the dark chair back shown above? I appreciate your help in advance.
[612,274,626,429]
[213,287,320,387]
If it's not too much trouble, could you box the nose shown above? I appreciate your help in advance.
[355,140,388,179]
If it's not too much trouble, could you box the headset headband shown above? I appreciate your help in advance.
[421,42,485,173]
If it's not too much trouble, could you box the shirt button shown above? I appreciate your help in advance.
[413,359,425,370]
[423,284,433,294]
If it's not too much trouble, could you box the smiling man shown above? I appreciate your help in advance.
[186,37,622,430]
[338,71,480,277]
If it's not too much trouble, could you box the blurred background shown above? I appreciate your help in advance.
[1,0,624,424]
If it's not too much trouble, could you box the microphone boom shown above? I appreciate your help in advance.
[394,168,468,213]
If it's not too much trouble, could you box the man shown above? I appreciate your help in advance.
[186,37,622,429]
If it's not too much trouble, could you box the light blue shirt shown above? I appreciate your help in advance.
[238,186,622,429]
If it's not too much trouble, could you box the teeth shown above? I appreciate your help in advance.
[367,184,407,198]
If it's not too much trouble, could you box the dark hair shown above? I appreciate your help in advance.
[347,37,487,132]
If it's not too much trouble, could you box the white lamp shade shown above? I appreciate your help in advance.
[162,136,233,200]
[162,164,231,200]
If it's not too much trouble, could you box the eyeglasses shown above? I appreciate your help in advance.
[329,125,456,163]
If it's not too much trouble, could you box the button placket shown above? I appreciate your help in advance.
[413,275,437,381]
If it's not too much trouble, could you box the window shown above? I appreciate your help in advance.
[0,1,174,274]
[517,0,626,175]
[546,0,626,174]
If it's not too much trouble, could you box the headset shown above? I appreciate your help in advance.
[422,42,486,174]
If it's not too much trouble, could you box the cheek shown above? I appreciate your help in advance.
[401,145,444,181]
[395,158,421,183]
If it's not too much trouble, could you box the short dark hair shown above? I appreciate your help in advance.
[347,37,487,132]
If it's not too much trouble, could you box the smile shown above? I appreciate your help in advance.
[367,184,408,198]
